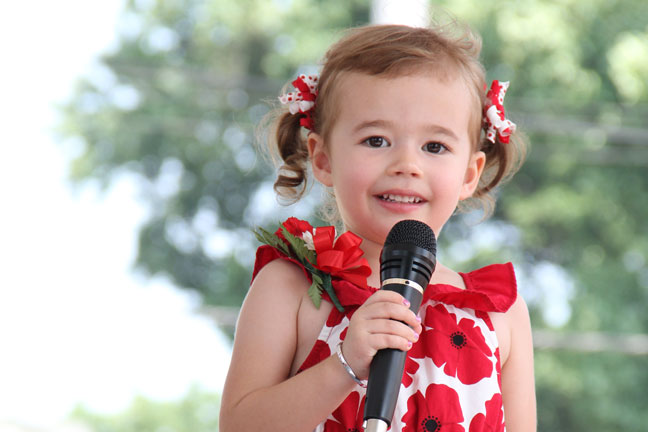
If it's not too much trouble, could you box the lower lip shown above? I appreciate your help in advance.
[375,196,424,213]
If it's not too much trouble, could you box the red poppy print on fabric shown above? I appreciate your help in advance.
[297,339,331,373]
[469,393,504,432]
[326,308,346,328]
[494,348,503,388]
[404,321,435,386]
[339,326,348,342]
[324,390,365,432]
[401,383,464,432]
[403,356,419,388]
[475,310,495,331]
[422,304,493,384]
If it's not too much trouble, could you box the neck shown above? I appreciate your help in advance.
[359,236,461,289]
[358,238,383,288]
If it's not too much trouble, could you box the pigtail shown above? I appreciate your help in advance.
[459,75,528,217]
[255,73,319,205]
[269,110,311,203]
[463,128,527,216]
[482,131,527,192]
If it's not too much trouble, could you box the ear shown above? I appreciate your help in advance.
[307,133,333,187]
[459,150,486,200]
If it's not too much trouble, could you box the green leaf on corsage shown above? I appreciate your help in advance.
[254,227,289,256]
[308,280,323,309]
[281,226,315,264]
[254,222,345,313]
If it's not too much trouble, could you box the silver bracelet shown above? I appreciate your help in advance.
[335,342,367,388]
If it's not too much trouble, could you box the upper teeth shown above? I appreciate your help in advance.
[381,194,422,203]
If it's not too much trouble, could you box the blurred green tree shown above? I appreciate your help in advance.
[60,0,648,430]
[436,1,648,430]
[59,0,371,309]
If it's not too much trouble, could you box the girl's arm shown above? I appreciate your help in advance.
[500,295,537,431]
[219,259,354,432]
[219,258,421,432]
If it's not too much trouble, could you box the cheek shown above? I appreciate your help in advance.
[333,166,367,197]
[330,159,373,207]
[332,151,367,181]
[434,164,470,197]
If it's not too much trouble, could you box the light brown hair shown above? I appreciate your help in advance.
[264,23,527,221]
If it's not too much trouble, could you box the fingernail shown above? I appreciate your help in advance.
[403,298,411,307]
[407,341,413,349]
[413,332,419,341]
[416,315,422,322]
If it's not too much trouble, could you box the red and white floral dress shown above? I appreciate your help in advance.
[252,219,517,432]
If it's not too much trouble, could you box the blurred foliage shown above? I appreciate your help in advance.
[435,2,648,430]
[59,0,648,430]
[60,0,371,307]
[72,386,220,432]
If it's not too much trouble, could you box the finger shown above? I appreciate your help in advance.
[361,301,422,330]
[364,289,411,307]
[366,318,420,343]
[367,332,416,352]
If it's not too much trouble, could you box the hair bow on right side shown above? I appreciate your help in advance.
[483,80,516,144]
[278,74,319,131]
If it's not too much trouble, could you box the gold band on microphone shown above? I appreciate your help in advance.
[381,278,424,294]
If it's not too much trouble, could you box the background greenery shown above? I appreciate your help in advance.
[61,0,648,430]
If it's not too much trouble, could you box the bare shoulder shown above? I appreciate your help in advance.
[235,258,310,347]
[222,258,311,408]
[489,294,531,365]
[248,257,312,306]
[490,294,537,431]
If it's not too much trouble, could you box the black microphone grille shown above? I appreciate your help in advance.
[384,219,436,255]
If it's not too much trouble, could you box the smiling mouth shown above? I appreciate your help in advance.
[379,194,423,204]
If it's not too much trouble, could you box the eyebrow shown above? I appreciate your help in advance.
[352,119,393,133]
[352,119,460,141]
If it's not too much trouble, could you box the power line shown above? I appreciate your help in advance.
[84,63,648,145]
[533,329,648,356]
[201,306,648,356]
[517,112,648,147]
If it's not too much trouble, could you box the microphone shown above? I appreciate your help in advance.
[363,220,437,432]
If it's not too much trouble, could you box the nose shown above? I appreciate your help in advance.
[386,144,423,177]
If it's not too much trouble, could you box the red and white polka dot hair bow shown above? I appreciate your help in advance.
[483,80,516,144]
[278,74,319,131]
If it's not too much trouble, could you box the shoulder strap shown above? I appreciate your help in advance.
[423,263,517,312]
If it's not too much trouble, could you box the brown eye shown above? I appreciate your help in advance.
[364,136,389,148]
[424,142,447,154]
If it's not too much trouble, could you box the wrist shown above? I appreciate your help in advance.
[335,342,367,388]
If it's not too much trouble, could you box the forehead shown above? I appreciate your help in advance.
[332,71,475,139]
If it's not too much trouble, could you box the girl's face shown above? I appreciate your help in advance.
[309,71,485,252]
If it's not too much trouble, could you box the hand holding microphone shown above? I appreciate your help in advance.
[363,219,437,432]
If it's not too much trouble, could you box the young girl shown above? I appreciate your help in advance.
[220,23,536,432]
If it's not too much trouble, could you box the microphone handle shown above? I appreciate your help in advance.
[363,281,423,431]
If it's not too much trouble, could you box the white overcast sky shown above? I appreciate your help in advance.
[0,1,231,428]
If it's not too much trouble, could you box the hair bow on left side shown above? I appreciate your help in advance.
[484,80,516,144]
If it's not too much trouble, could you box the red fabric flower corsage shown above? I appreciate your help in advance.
[274,216,314,241]
[483,80,516,144]
[278,74,318,131]
[311,226,371,288]
[254,218,371,312]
